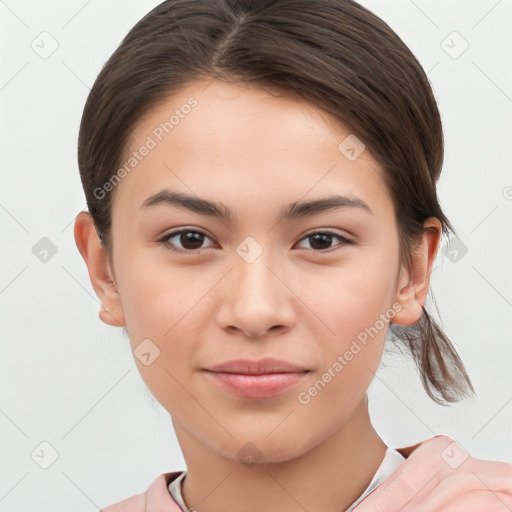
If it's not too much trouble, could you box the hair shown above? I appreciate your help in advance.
[77,0,475,405]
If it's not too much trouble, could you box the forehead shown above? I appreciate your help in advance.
[138,80,357,152]
[114,80,392,220]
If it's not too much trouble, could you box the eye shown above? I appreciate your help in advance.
[295,230,354,252]
[158,229,215,254]
[158,228,354,254]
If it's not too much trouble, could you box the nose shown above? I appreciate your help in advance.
[216,253,297,339]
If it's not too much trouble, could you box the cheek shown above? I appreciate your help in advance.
[120,274,201,414]
[116,255,211,384]
[298,256,397,341]
[118,252,210,336]
[297,289,389,424]
[294,255,397,390]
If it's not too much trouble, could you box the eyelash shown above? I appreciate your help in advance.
[157,228,354,254]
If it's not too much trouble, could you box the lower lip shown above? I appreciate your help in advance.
[203,371,308,398]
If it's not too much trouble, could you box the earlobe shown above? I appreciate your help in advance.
[391,278,423,326]
[73,211,126,328]
[98,303,125,328]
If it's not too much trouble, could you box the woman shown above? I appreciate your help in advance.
[73,0,512,510]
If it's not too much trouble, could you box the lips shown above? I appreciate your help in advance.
[204,357,309,375]
[202,357,310,399]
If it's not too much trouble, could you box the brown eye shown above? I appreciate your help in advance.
[158,229,214,253]
[296,231,354,252]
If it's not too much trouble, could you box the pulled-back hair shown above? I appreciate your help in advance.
[77,0,475,405]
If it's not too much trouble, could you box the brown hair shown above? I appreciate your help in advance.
[77,0,475,405]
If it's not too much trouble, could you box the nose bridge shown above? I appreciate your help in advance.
[234,241,280,306]
[217,239,294,337]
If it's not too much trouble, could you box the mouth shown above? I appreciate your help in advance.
[202,357,310,399]
[202,370,309,399]
[204,356,309,375]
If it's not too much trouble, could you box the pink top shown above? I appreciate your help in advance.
[100,472,184,512]
[100,447,406,512]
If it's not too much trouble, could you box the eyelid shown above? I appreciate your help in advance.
[299,228,354,243]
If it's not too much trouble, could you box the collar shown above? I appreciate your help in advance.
[145,472,184,512]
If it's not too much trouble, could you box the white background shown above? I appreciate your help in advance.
[1,0,511,510]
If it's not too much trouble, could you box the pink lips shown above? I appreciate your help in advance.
[203,357,310,399]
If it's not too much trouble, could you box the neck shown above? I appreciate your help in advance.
[173,396,387,512]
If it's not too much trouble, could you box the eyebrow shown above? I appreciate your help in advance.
[140,189,373,224]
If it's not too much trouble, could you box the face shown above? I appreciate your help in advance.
[101,80,411,462]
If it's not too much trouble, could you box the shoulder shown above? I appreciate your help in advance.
[100,471,184,512]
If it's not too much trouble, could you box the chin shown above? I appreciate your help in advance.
[211,428,315,466]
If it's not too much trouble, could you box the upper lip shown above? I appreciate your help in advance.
[204,357,309,375]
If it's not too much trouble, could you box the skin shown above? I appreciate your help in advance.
[74,80,441,512]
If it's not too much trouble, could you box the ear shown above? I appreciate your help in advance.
[73,211,126,327]
[391,217,442,326]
